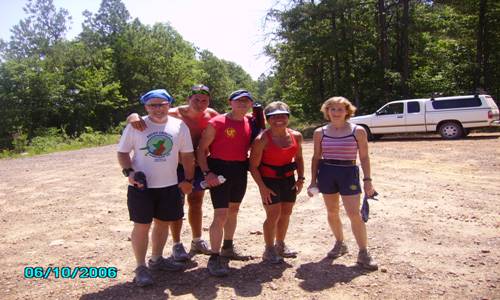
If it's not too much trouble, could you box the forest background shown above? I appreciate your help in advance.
[0,0,498,154]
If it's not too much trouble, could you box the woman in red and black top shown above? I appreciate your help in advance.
[249,101,304,264]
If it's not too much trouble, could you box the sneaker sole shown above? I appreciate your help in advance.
[133,278,153,287]
[356,262,378,270]
[327,250,348,259]
[263,258,284,264]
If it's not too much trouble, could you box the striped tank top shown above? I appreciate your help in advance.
[321,125,358,161]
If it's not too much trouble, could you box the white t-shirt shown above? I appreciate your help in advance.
[117,116,193,188]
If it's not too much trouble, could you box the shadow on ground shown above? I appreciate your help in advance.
[295,257,373,292]
[80,260,292,300]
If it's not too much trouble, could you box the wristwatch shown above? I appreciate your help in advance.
[184,178,194,184]
[122,167,134,177]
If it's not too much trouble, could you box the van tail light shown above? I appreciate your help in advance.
[488,110,493,119]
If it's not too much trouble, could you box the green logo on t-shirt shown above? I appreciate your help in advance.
[140,132,173,158]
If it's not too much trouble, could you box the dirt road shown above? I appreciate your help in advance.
[0,133,499,299]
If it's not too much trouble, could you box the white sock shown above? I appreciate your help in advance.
[150,255,161,262]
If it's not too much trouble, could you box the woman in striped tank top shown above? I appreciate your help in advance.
[308,96,378,270]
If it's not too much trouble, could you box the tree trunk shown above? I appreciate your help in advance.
[401,0,410,97]
[331,10,341,96]
[475,0,487,90]
[377,0,390,100]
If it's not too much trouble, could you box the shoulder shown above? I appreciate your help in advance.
[168,107,183,118]
[206,108,219,117]
[253,129,269,147]
[290,129,303,142]
[313,125,326,135]
[353,124,367,139]
[353,123,366,134]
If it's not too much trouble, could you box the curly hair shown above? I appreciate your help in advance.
[320,96,357,121]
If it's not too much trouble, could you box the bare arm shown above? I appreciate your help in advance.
[126,113,147,131]
[293,131,305,194]
[178,151,195,194]
[307,128,323,195]
[117,152,142,188]
[356,126,375,196]
[196,124,220,187]
[249,132,276,204]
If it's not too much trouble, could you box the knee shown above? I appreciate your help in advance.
[228,205,240,216]
[212,212,228,227]
[280,207,293,218]
[133,223,151,234]
[327,209,340,218]
[265,212,280,224]
[346,210,362,221]
[188,200,203,212]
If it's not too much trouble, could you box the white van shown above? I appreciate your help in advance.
[350,94,500,139]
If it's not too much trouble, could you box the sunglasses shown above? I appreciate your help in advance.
[191,89,210,96]
[146,103,169,108]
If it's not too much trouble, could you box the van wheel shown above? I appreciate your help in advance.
[439,122,463,139]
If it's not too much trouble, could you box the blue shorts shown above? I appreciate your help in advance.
[127,185,184,224]
[317,163,361,196]
[177,165,204,192]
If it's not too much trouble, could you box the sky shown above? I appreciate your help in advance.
[0,0,280,80]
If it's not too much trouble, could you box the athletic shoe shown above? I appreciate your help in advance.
[148,256,184,272]
[207,255,229,277]
[357,249,378,270]
[275,242,298,258]
[327,240,348,259]
[172,243,190,261]
[190,239,212,255]
[262,247,284,264]
[133,265,153,287]
[220,245,252,261]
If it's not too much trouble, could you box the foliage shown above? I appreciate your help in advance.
[0,0,256,151]
[265,0,500,120]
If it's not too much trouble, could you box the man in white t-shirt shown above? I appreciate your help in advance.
[117,89,195,287]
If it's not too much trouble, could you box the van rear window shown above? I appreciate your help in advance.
[431,97,482,109]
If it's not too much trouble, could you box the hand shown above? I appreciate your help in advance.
[294,179,304,195]
[259,185,277,205]
[306,183,318,197]
[179,180,193,194]
[363,180,375,197]
[128,113,147,131]
[205,172,222,188]
[128,172,144,189]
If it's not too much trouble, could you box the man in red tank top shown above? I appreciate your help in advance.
[197,89,255,276]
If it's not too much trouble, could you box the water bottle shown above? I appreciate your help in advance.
[200,175,226,189]
[252,102,266,130]
[307,187,319,199]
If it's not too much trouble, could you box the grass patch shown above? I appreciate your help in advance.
[0,127,121,159]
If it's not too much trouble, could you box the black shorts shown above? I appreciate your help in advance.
[317,163,361,196]
[262,176,297,204]
[208,157,248,209]
[177,165,205,192]
[127,185,184,224]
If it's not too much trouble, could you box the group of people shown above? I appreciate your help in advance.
[117,85,378,287]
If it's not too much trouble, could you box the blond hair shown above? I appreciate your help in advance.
[320,96,357,121]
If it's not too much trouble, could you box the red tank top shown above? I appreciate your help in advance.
[259,129,298,178]
[208,114,251,161]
